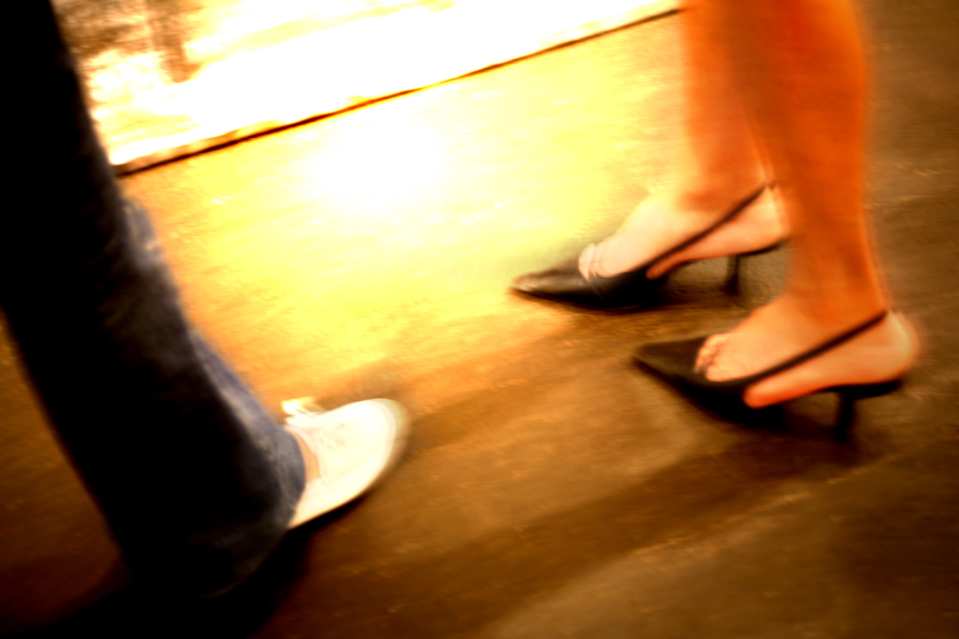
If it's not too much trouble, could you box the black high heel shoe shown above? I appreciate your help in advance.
[633,311,901,429]
[511,185,772,311]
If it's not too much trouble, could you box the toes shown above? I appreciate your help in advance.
[578,244,599,279]
[695,334,727,372]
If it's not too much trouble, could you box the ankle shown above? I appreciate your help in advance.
[767,291,889,336]
[664,175,767,214]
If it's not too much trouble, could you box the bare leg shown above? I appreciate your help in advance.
[693,0,917,407]
[583,0,785,280]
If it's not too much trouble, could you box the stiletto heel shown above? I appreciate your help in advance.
[511,185,771,311]
[724,254,742,294]
[835,390,857,435]
[723,241,786,294]
[833,380,901,434]
[633,311,905,426]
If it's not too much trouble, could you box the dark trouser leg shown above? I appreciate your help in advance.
[3,1,304,598]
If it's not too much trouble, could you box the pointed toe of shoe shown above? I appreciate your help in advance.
[633,337,755,415]
[511,257,662,310]
[511,258,594,301]
[511,270,557,295]
[633,337,707,383]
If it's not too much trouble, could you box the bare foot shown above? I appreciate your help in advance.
[579,187,786,280]
[696,301,919,408]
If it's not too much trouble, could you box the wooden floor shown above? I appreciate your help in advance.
[3,1,959,636]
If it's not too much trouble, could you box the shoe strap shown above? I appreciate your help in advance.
[714,310,889,387]
[652,184,767,267]
[587,184,767,284]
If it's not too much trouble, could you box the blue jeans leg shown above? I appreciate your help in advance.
[3,1,305,598]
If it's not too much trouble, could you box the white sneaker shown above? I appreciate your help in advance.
[284,398,408,528]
